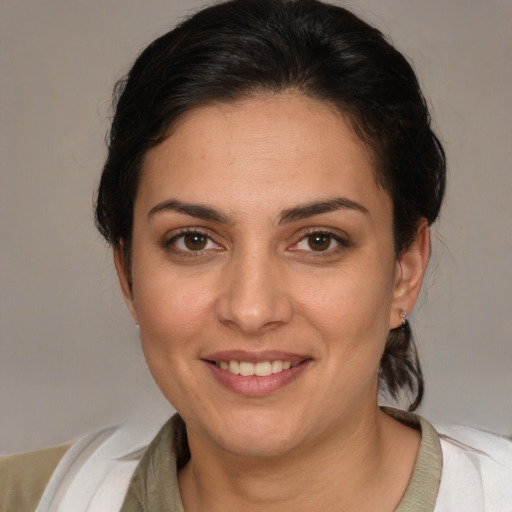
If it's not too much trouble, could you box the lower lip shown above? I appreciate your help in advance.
[205,360,311,396]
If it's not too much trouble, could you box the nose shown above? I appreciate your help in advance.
[215,251,294,335]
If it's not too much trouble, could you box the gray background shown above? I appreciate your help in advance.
[1,0,511,454]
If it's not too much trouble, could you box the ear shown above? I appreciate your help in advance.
[390,219,430,328]
[114,244,139,324]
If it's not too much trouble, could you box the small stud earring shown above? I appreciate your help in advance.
[399,310,407,328]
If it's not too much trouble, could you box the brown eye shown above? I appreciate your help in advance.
[307,233,332,251]
[183,233,208,250]
[166,230,222,255]
[291,231,347,254]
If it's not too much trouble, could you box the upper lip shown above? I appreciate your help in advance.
[202,350,310,363]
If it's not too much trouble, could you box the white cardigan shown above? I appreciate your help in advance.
[34,419,512,512]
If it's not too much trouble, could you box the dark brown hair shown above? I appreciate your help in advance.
[95,0,446,410]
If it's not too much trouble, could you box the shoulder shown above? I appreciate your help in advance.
[382,407,512,511]
[437,422,512,464]
[0,443,72,512]
[0,412,172,512]
[20,416,170,512]
[434,423,512,512]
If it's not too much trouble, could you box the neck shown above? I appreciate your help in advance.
[178,407,420,512]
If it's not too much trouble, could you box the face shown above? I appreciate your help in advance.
[116,94,427,458]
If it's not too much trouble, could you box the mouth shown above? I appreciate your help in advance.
[212,359,301,376]
[202,352,312,396]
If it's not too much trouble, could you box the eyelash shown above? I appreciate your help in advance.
[164,229,222,256]
[289,229,351,254]
[163,228,351,257]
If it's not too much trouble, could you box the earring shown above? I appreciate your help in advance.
[399,310,407,330]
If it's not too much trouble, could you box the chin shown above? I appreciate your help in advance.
[218,424,301,458]
[192,407,308,459]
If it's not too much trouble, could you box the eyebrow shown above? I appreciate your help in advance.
[148,199,232,224]
[147,196,369,224]
[278,197,369,224]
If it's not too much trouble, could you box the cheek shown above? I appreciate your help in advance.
[300,265,394,332]
[132,270,216,353]
[296,256,395,375]
[131,273,218,407]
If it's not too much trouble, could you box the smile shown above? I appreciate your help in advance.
[215,360,301,377]
[204,354,311,396]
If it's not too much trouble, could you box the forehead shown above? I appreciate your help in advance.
[138,94,389,219]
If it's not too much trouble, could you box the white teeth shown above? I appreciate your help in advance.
[271,360,283,373]
[216,359,299,376]
[228,360,239,374]
[239,362,255,376]
[255,361,272,377]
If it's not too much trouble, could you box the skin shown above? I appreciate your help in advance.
[115,94,430,511]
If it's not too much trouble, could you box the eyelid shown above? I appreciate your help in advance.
[162,226,352,256]
[288,227,352,252]
[163,227,224,255]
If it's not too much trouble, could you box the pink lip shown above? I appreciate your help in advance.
[202,353,312,397]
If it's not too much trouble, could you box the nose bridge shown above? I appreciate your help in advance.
[216,244,293,334]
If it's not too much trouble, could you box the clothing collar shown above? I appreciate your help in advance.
[119,408,442,512]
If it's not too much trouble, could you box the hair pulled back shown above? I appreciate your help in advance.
[95,0,446,410]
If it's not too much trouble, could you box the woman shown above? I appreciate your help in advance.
[1,1,511,511]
